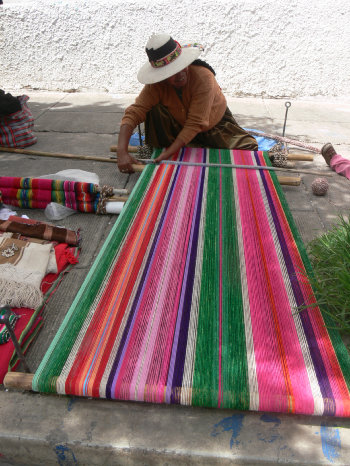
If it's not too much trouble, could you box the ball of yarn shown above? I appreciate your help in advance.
[311,178,329,196]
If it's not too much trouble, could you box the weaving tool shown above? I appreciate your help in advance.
[0,306,30,373]
[7,148,350,417]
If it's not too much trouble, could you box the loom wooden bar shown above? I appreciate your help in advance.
[0,147,117,163]
[287,153,314,161]
[277,176,301,186]
[4,372,34,391]
[106,195,129,202]
[110,145,138,153]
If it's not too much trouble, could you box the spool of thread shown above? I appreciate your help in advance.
[311,178,329,196]
[105,202,124,214]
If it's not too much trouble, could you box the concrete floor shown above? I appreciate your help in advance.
[0,92,350,465]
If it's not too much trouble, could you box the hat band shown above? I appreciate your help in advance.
[150,41,182,69]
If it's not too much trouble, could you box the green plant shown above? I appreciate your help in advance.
[305,215,350,335]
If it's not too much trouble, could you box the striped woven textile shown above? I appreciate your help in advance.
[32,148,350,416]
[0,95,37,148]
[0,176,99,212]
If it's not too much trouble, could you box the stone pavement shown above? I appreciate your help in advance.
[0,92,350,465]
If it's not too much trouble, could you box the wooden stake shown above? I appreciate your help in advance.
[4,372,34,391]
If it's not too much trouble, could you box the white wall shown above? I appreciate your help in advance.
[1,0,349,98]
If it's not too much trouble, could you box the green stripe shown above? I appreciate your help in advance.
[220,149,249,409]
[192,149,220,407]
[33,150,160,393]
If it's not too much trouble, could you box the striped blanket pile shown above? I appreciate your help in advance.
[32,148,350,416]
[0,176,100,212]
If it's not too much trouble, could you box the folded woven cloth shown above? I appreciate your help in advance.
[0,237,54,308]
[0,177,99,212]
[0,219,79,245]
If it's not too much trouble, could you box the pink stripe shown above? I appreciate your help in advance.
[234,150,314,414]
[114,160,197,401]
[156,149,204,402]
[264,169,350,415]
[133,163,196,402]
[256,154,316,413]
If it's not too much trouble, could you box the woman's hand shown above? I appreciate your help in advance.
[117,149,138,174]
[154,137,185,163]
[154,148,173,163]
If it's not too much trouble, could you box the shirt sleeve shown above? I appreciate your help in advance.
[177,71,217,144]
[121,85,160,130]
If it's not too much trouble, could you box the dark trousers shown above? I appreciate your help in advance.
[145,104,258,150]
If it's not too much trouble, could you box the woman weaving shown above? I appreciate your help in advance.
[117,33,257,173]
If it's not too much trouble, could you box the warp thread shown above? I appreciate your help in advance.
[247,130,321,153]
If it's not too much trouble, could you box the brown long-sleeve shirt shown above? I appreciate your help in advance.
[121,65,227,145]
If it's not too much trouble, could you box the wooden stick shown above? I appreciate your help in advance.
[277,176,301,186]
[4,372,34,391]
[110,145,138,153]
[106,195,129,202]
[0,146,117,164]
[99,188,129,195]
[286,153,314,161]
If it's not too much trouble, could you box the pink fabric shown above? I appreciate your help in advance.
[330,154,350,180]
[233,150,315,414]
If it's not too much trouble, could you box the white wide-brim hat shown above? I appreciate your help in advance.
[137,33,202,85]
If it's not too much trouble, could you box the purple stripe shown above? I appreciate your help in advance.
[165,149,207,403]
[254,151,335,415]
[106,150,186,398]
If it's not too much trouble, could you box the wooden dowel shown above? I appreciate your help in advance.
[98,188,129,195]
[4,372,34,391]
[277,176,301,186]
[0,146,117,164]
[106,195,129,202]
[131,164,146,172]
[287,153,314,161]
[110,145,138,153]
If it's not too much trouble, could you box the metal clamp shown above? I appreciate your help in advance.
[282,101,291,138]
